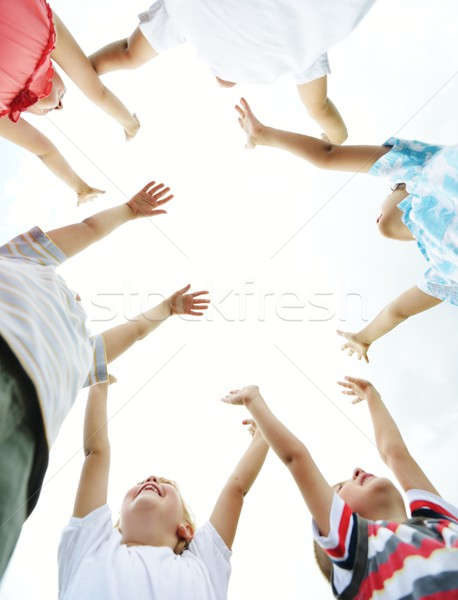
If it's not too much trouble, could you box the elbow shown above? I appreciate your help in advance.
[36,140,58,161]
[84,443,110,459]
[281,443,308,471]
[314,143,338,170]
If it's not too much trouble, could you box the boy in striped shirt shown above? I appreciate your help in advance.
[223,378,458,599]
[0,181,210,579]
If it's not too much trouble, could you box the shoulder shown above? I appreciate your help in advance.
[407,489,458,523]
[0,226,67,267]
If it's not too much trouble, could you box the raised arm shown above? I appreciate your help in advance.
[235,97,389,172]
[337,286,443,362]
[51,12,140,139]
[46,181,172,257]
[209,420,269,549]
[0,116,104,204]
[338,377,439,495]
[102,284,210,364]
[222,387,334,536]
[73,380,113,518]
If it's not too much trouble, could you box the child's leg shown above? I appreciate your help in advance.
[89,27,158,75]
[0,343,47,580]
[297,75,348,145]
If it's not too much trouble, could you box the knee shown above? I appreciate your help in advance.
[304,97,329,119]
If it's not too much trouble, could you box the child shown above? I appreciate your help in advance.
[0,180,210,579]
[58,381,268,599]
[0,0,139,204]
[222,378,458,599]
[89,0,376,144]
[236,98,458,361]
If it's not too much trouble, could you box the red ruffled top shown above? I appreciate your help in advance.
[0,0,56,122]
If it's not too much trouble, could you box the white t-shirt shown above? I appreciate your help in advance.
[58,505,232,600]
[139,0,376,84]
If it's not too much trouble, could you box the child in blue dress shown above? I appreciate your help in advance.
[223,378,458,599]
[236,98,458,361]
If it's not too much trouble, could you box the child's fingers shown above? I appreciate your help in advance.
[147,182,166,195]
[152,185,171,199]
[337,380,352,388]
[150,210,167,216]
[157,194,174,205]
[176,284,192,295]
[235,104,245,118]
[141,180,156,192]
[190,291,210,298]
[240,97,252,114]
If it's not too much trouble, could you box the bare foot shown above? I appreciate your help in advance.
[337,329,370,363]
[215,75,237,88]
[125,113,140,141]
[234,97,265,149]
[77,187,106,206]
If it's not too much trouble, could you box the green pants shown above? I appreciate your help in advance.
[0,337,48,580]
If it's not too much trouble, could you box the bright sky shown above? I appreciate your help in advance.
[1,1,458,598]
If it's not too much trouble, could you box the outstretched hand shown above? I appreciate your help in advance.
[221,385,261,406]
[235,97,265,150]
[337,376,380,404]
[337,329,370,363]
[127,181,173,218]
[77,186,106,206]
[166,284,210,316]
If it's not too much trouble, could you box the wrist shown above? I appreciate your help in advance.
[125,200,140,219]
[244,390,264,410]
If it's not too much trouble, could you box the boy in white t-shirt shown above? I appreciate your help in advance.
[58,382,268,599]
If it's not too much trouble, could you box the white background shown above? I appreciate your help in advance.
[1,1,458,598]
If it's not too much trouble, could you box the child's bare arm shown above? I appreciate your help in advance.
[46,181,172,258]
[235,97,389,172]
[51,12,140,139]
[338,286,443,362]
[223,386,334,536]
[209,420,269,549]
[0,116,104,204]
[73,380,113,518]
[102,284,210,363]
[338,377,439,495]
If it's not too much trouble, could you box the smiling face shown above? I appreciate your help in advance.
[334,468,407,521]
[376,184,413,240]
[119,476,194,551]
[26,68,66,115]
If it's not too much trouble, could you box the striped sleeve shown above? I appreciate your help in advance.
[408,489,458,523]
[83,335,108,387]
[0,226,67,266]
[312,493,358,569]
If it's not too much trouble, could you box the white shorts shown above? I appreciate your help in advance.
[294,52,331,85]
[138,0,185,53]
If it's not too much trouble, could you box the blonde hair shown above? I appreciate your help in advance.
[313,540,333,581]
[115,476,196,555]
[159,477,196,555]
